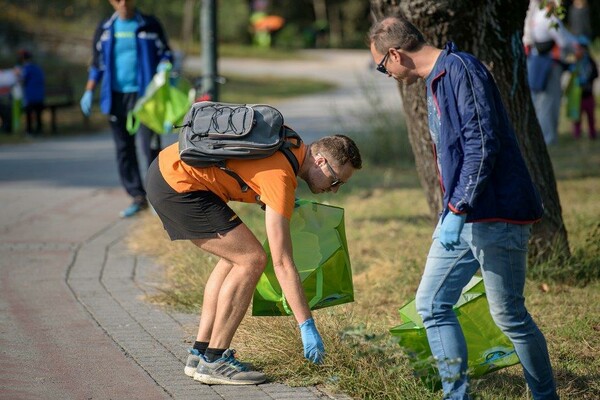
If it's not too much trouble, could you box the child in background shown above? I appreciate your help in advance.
[571,37,598,140]
[16,50,45,136]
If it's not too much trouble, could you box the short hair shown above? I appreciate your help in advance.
[310,135,362,169]
[369,16,426,54]
[18,49,32,61]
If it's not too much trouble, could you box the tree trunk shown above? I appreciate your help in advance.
[369,0,570,262]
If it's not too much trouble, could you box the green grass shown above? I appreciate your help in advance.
[218,74,335,104]
[216,43,311,61]
[128,100,600,398]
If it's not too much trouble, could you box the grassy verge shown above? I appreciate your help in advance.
[218,74,335,104]
[128,99,600,398]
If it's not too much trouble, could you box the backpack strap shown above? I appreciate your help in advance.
[220,164,250,192]
[280,125,302,175]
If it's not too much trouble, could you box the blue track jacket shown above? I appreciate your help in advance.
[87,10,172,114]
[429,42,543,224]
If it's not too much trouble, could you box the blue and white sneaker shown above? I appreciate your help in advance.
[193,349,266,385]
[185,348,202,377]
[119,197,148,218]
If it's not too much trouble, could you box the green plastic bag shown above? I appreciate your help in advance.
[252,199,354,316]
[126,65,192,135]
[565,70,582,122]
[390,276,520,386]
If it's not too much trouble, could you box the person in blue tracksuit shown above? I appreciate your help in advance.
[369,17,557,400]
[17,50,45,136]
[80,0,172,218]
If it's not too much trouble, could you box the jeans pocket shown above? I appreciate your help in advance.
[503,224,530,252]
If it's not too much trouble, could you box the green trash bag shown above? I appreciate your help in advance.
[565,70,582,122]
[390,276,520,387]
[252,199,354,316]
[126,65,192,135]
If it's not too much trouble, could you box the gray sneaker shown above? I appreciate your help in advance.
[193,349,266,385]
[185,348,201,377]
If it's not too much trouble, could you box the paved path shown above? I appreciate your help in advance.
[0,49,396,399]
[0,136,342,400]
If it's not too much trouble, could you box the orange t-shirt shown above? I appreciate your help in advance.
[158,142,307,220]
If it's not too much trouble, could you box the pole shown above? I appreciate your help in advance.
[200,0,218,101]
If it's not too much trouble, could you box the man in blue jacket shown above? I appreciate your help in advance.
[369,17,558,400]
[80,0,172,218]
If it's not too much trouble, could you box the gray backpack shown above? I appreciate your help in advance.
[177,101,302,191]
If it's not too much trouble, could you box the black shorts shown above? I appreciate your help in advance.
[145,159,243,240]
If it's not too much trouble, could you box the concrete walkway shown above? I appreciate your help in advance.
[0,49,398,399]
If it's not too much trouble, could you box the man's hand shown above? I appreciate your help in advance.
[439,212,467,251]
[299,318,325,364]
[156,61,172,73]
[80,90,93,116]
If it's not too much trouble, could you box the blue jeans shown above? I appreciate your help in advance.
[531,62,563,146]
[415,221,558,400]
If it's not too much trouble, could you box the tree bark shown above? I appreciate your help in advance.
[369,0,570,261]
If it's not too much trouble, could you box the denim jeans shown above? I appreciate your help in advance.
[415,221,558,400]
[531,62,563,146]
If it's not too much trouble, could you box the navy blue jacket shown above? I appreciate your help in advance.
[21,63,45,105]
[87,10,172,114]
[429,42,543,223]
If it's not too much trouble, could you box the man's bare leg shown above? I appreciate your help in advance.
[191,223,267,350]
[195,258,233,343]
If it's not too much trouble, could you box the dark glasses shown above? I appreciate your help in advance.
[376,47,400,75]
[376,51,391,74]
[317,153,344,188]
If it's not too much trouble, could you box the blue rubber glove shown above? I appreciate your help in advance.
[156,61,172,73]
[80,90,93,116]
[439,212,467,251]
[299,318,325,364]
[163,120,173,134]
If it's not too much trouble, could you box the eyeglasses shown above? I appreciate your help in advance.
[376,51,391,74]
[317,153,343,188]
[375,48,399,75]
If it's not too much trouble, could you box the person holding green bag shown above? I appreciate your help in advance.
[369,17,557,400]
[80,0,172,218]
[145,134,362,385]
[567,36,598,140]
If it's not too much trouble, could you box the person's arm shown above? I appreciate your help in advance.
[264,205,324,364]
[152,16,173,64]
[447,60,500,215]
[265,205,311,323]
[591,58,599,82]
[80,21,105,115]
[87,21,105,88]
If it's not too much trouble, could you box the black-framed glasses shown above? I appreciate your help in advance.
[317,153,343,188]
[376,51,391,74]
[376,47,400,75]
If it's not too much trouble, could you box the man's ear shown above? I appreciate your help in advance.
[313,152,325,167]
[389,48,402,64]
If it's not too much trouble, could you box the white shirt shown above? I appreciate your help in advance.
[523,1,577,50]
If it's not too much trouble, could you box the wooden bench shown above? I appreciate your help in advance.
[44,81,75,133]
